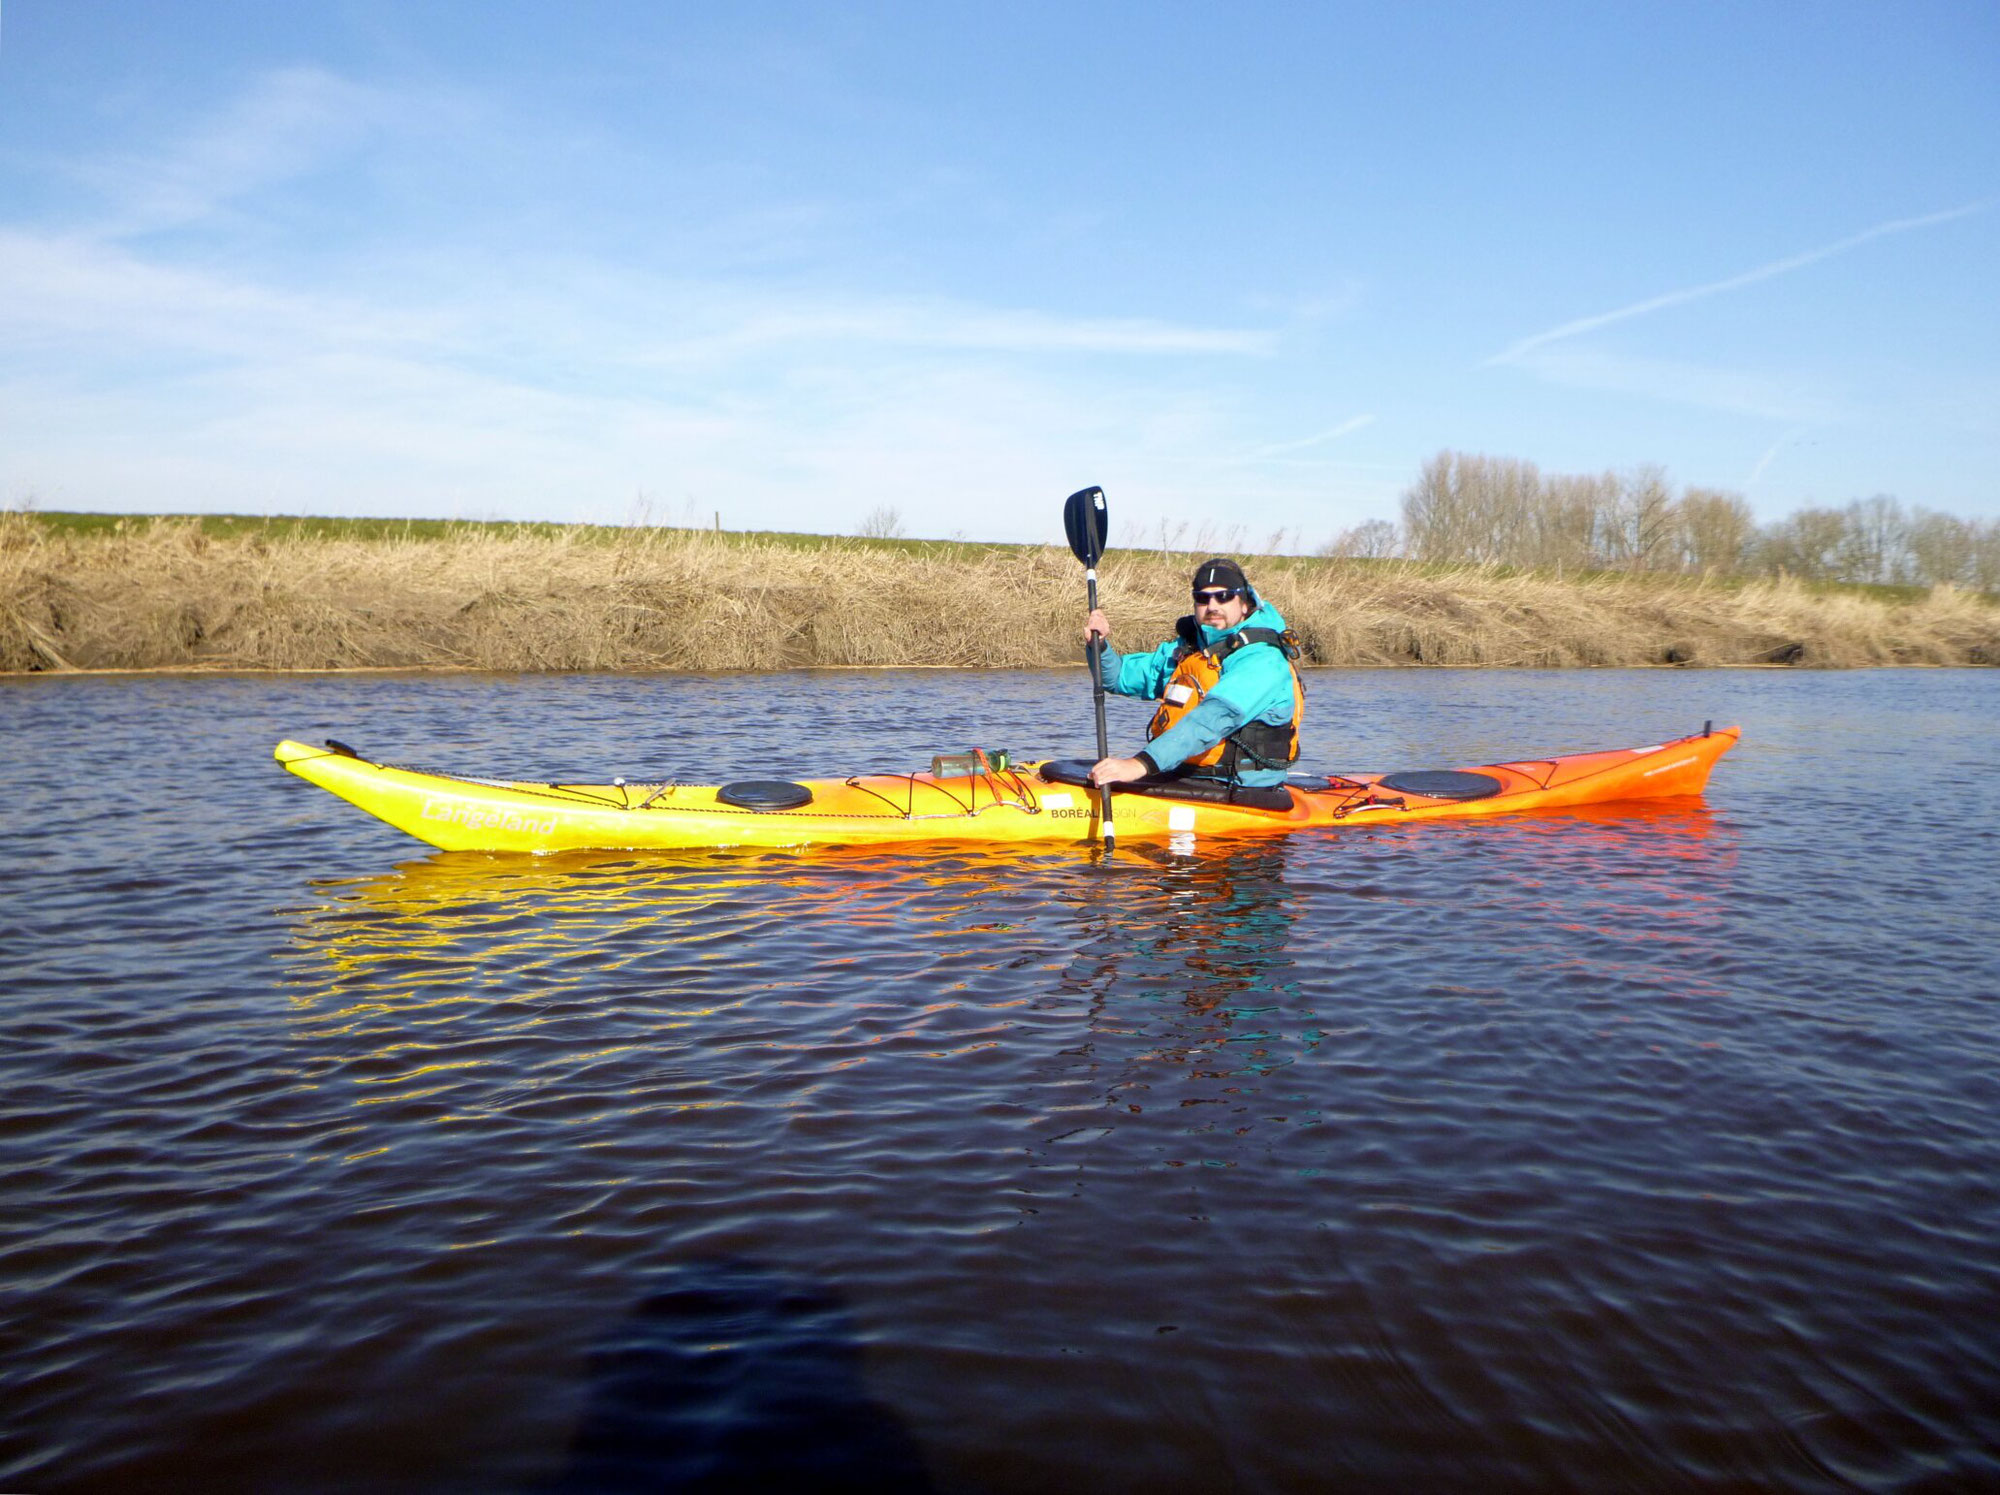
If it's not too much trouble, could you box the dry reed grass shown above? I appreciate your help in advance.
[3,512,1995,674]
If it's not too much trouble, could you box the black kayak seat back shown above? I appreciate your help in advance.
[1037,759,1293,812]
[1375,770,1504,801]
[716,780,815,811]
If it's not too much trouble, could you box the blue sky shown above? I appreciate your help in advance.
[2,2,1994,545]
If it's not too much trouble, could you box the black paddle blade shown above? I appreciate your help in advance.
[1063,486,1108,566]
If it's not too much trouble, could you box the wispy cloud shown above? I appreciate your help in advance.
[0,66,1328,539]
[0,229,458,358]
[0,223,1274,382]
[74,67,421,238]
[1491,202,1989,364]
[635,303,1276,362]
[0,206,1288,538]
[1251,414,1375,458]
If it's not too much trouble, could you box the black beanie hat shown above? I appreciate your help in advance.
[1192,557,1249,594]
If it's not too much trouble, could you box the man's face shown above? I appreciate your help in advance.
[1193,584,1252,629]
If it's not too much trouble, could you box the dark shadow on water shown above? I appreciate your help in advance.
[537,1259,932,1495]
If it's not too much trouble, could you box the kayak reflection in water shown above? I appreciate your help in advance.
[1059,841,1312,1094]
[1082,557,1306,793]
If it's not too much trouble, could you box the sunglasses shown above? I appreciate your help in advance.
[1192,587,1241,604]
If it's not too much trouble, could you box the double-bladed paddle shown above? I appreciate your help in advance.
[1063,485,1116,849]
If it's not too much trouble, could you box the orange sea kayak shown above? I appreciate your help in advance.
[273,724,1740,853]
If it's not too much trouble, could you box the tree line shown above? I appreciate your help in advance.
[1324,451,2000,591]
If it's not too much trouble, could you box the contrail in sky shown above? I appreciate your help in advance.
[1254,414,1375,457]
[1747,428,1807,489]
[1492,202,1988,363]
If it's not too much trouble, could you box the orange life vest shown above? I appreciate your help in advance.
[1146,619,1306,774]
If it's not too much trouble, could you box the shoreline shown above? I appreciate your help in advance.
[2,659,1963,681]
[7,513,1996,673]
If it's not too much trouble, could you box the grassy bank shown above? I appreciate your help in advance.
[4,511,1996,674]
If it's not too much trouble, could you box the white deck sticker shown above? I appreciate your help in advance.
[1042,793,1075,810]
[1168,806,1197,831]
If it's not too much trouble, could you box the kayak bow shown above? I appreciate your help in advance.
[274,725,1739,853]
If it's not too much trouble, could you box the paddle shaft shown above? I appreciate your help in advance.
[1083,567,1115,845]
[1061,485,1115,852]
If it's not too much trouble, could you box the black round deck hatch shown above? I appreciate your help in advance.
[1377,770,1503,801]
[716,779,814,811]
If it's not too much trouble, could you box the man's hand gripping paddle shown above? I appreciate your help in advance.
[1063,485,1116,850]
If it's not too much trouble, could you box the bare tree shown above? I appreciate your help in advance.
[1834,496,1911,585]
[1488,454,1542,563]
[1755,507,1848,580]
[1401,450,1541,564]
[1598,465,1676,572]
[1320,518,1401,559]
[1907,509,1972,586]
[1969,518,2000,593]
[1532,472,1609,571]
[857,505,905,540]
[1676,488,1756,575]
[1401,451,1475,562]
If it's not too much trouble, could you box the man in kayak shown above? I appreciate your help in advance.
[1082,557,1305,791]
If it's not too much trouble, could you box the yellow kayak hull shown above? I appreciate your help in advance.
[274,726,1739,853]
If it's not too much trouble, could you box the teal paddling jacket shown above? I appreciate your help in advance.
[1090,599,1299,787]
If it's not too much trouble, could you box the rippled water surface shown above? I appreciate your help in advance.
[5,668,1998,1492]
